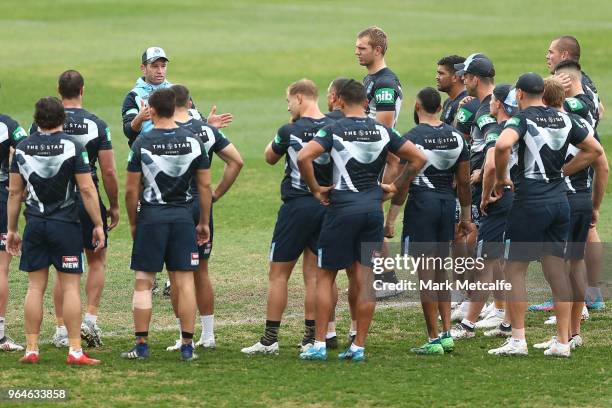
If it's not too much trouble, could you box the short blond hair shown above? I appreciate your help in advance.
[543,77,565,108]
[287,79,318,99]
[358,26,388,55]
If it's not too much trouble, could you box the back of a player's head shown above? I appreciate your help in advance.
[287,79,318,100]
[34,96,65,130]
[437,55,465,74]
[148,88,176,118]
[554,59,582,80]
[357,26,388,55]
[555,35,580,61]
[170,84,190,108]
[542,77,565,108]
[58,70,84,99]
[416,87,441,114]
[329,77,351,94]
[337,79,367,105]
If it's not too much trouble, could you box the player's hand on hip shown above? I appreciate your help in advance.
[108,206,120,231]
[92,226,106,252]
[494,178,513,196]
[6,231,22,257]
[384,222,395,239]
[196,224,210,245]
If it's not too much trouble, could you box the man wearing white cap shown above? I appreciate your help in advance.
[121,46,232,146]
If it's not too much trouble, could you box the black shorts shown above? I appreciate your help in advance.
[270,196,326,262]
[402,194,455,258]
[20,219,84,274]
[0,201,7,251]
[471,184,482,228]
[476,191,513,259]
[565,194,592,260]
[504,200,570,262]
[78,198,108,251]
[317,210,384,270]
[130,222,199,272]
[191,200,214,260]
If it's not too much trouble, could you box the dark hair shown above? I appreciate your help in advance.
[34,97,65,130]
[554,59,582,73]
[329,77,351,94]
[58,70,84,99]
[416,87,441,114]
[148,89,176,118]
[170,84,190,108]
[437,55,465,74]
[556,35,580,61]
[337,79,367,105]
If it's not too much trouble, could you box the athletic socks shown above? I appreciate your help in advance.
[0,316,5,340]
[201,315,214,341]
[84,313,97,325]
[56,326,67,336]
[313,340,326,349]
[326,331,337,340]
[302,319,315,345]
[260,320,280,346]
[460,319,475,330]
[349,343,363,353]
[69,347,83,358]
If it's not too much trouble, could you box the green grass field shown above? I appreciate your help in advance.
[0,1,611,406]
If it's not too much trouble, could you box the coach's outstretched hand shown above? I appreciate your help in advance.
[197,224,210,246]
[6,231,21,257]
[207,106,233,129]
[313,185,334,206]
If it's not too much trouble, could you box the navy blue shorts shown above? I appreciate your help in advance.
[504,200,570,262]
[270,196,326,262]
[0,201,7,251]
[476,190,513,259]
[78,198,108,251]
[191,200,214,260]
[565,194,592,260]
[471,184,482,228]
[20,219,84,274]
[131,222,199,272]
[317,210,384,270]
[402,194,455,258]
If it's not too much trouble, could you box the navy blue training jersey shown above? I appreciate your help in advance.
[504,106,590,204]
[314,116,406,213]
[31,108,112,189]
[483,121,519,182]
[271,116,334,201]
[469,94,496,172]
[127,127,210,223]
[11,131,90,222]
[563,113,596,195]
[363,67,403,127]
[404,123,469,198]
[325,110,345,120]
[0,114,28,202]
[581,71,600,127]
[176,118,230,196]
[454,97,480,136]
[441,90,469,125]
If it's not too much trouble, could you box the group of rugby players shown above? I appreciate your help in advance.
[0,27,606,364]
